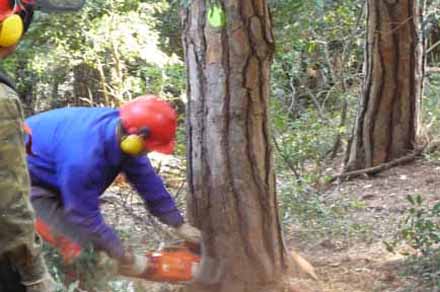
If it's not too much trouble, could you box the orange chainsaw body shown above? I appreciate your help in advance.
[141,243,201,283]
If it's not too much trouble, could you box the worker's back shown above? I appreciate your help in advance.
[25,107,122,192]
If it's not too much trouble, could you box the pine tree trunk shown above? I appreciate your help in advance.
[345,0,424,171]
[182,1,288,291]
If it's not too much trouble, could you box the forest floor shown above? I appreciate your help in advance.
[99,155,440,292]
[284,158,440,292]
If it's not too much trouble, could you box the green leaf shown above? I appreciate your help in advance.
[432,202,440,214]
[67,281,80,292]
[416,194,423,205]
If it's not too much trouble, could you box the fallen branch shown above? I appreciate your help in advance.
[329,144,428,182]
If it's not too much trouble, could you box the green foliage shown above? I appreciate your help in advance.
[271,98,340,185]
[402,195,440,254]
[400,250,440,291]
[384,195,440,290]
[278,178,372,242]
[43,242,145,292]
[279,185,338,227]
[270,0,364,99]
[43,243,121,292]
[386,195,440,256]
[269,0,364,183]
[1,0,185,110]
[153,0,183,57]
[422,73,440,151]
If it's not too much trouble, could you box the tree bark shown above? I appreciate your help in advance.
[345,0,424,171]
[182,0,288,291]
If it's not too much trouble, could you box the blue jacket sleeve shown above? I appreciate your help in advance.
[122,156,184,227]
[57,163,125,259]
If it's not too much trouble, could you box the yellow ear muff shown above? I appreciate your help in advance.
[0,14,24,47]
[120,134,144,156]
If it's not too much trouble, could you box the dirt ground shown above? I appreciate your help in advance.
[284,159,440,292]
[100,158,440,292]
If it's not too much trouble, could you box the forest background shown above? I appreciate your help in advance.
[2,0,440,291]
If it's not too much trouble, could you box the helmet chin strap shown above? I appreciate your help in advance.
[116,121,123,142]
[14,0,25,10]
[116,122,150,141]
[12,0,29,14]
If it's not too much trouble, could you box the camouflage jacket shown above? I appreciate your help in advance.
[0,82,48,284]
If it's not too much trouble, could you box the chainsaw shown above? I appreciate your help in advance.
[119,241,222,285]
[36,217,222,285]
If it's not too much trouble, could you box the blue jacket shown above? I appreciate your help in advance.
[26,107,183,258]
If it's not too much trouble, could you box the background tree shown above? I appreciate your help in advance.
[181,0,288,291]
[345,0,424,171]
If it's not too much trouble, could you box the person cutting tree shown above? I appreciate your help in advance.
[0,1,89,291]
[26,95,202,278]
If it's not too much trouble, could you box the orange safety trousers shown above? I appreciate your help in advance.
[34,218,82,263]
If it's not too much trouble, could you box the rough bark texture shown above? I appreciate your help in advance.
[345,0,424,171]
[182,0,287,291]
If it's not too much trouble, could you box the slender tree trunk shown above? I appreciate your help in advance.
[182,0,287,291]
[345,0,424,171]
[73,63,101,106]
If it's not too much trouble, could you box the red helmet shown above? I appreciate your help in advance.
[0,1,13,21]
[119,95,177,155]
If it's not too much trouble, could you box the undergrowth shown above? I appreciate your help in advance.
[277,175,374,245]
[385,194,440,291]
